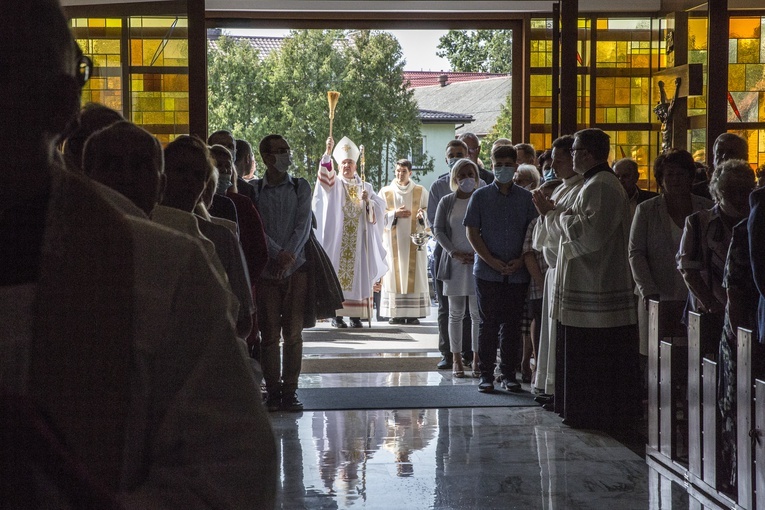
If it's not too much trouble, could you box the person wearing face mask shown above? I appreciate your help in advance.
[379,160,430,325]
[252,134,313,412]
[465,144,538,393]
[433,159,482,377]
[209,144,270,359]
[313,136,388,329]
[428,139,481,370]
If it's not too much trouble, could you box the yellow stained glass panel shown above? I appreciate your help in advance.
[688,18,708,51]
[729,64,746,90]
[745,64,765,91]
[738,39,760,64]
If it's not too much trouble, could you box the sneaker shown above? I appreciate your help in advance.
[331,317,348,328]
[281,392,304,412]
[350,318,364,328]
[501,377,522,393]
[478,376,494,393]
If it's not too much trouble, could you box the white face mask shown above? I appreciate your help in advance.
[446,158,459,169]
[494,165,517,184]
[274,153,292,173]
[216,174,232,194]
[457,177,476,193]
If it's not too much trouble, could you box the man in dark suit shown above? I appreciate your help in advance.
[613,158,658,220]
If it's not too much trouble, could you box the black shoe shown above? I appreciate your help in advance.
[542,402,555,412]
[534,394,553,405]
[436,356,453,370]
[281,392,303,412]
[266,393,281,412]
[478,376,495,393]
[350,318,364,328]
[331,317,348,328]
[388,317,405,325]
[501,377,522,393]
[405,318,420,325]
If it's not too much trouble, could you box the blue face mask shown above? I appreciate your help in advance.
[446,158,459,169]
[493,165,517,184]
[543,168,555,182]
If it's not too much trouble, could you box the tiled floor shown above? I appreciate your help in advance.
[268,318,695,509]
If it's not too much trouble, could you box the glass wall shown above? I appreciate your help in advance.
[71,16,190,145]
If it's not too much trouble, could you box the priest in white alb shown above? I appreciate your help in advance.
[313,136,388,328]
[378,159,431,324]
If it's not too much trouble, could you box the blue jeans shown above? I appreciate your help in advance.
[475,278,528,380]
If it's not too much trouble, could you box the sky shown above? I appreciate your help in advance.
[226,29,451,72]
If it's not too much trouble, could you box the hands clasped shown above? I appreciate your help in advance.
[489,256,523,275]
[532,189,555,216]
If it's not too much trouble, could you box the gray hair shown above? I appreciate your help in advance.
[709,159,755,203]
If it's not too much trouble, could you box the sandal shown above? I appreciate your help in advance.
[452,368,465,378]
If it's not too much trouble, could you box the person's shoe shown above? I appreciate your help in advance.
[331,317,348,328]
[542,402,555,412]
[388,317,405,325]
[266,394,281,412]
[534,394,553,405]
[350,318,364,328]
[405,318,420,325]
[501,377,522,393]
[281,392,304,412]
[436,356,453,370]
[478,376,494,393]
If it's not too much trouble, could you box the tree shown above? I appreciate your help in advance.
[482,92,513,165]
[436,30,513,74]
[208,30,431,187]
[207,36,268,145]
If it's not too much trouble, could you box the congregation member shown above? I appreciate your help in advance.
[515,143,537,167]
[531,135,584,409]
[208,129,257,199]
[554,128,638,430]
[428,139,475,370]
[629,149,712,361]
[538,149,554,182]
[717,163,757,494]
[465,144,537,393]
[433,159,481,377]
[251,134,313,411]
[459,132,494,184]
[236,138,258,182]
[752,180,765,344]
[693,133,748,200]
[513,164,541,191]
[209,144,269,353]
[0,1,276,504]
[313,136,387,328]
[677,159,754,328]
[613,158,659,220]
[521,178,562,385]
[62,102,123,173]
[379,159,430,324]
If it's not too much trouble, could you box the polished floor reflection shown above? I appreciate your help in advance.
[271,406,650,509]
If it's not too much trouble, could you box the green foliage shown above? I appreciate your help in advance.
[482,92,513,166]
[208,30,432,187]
[436,30,513,74]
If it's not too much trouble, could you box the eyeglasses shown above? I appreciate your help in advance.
[570,147,587,156]
[467,147,480,154]
[76,55,93,87]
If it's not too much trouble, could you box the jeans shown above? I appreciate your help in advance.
[258,271,308,394]
[475,278,528,380]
